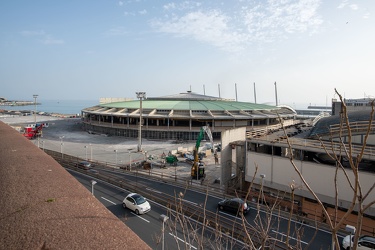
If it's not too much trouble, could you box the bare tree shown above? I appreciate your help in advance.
[281,89,375,249]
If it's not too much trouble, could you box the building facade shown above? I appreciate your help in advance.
[220,108,375,235]
[81,92,296,141]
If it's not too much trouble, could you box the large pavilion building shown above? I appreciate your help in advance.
[81,91,297,140]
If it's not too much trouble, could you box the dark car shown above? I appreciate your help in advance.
[218,198,250,215]
[77,161,91,170]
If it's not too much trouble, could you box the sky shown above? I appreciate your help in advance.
[1,0,374,108]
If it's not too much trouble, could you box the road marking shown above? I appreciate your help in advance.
[271,230,308,245]
[101,197,116,205]
[218,211,239,219]
[180,198,198,206]
[249,206,343,238]
[146,187,162,194]
[131,212,150,223]
[169,233,197,249]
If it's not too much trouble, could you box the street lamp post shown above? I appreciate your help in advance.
[59,136,65,159]
[114,149,118,166]
[345,225,356,250]
[33,94,38,125]
[128,149,132,171]
[91,180,97,195]
[259,174,266,205]
[136,92,146,152]
[84,145,88,160]
[159,214,169,250]
[90,143,92,160]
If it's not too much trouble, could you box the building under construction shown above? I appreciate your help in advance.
[81,91,297,140]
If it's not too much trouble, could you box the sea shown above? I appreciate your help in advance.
[2,99,99,115]
[1,99,327,115]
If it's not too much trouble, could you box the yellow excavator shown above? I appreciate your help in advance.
[191,126,213,180]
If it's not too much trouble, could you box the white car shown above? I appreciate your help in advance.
[342,235,375,250]
[122,193,151,215]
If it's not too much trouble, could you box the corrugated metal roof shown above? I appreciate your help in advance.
[100,99,276,111]
[149,91,227,101]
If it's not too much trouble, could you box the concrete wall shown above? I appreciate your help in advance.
[221,127,246,189]
[246,152,375,216]
[0,121,150,250]
[334,134,375,145]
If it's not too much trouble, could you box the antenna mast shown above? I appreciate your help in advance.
[235,83,238,101]
[274,81,278,106]
[253,82,257,103]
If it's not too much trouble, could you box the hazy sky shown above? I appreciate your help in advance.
[1,0,374,107]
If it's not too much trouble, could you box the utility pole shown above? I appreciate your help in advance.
[136,92,146,152]
[33,94,38,124]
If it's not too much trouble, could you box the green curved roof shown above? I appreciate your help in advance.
[101,99,276,111]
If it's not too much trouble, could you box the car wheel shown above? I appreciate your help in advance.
[135,209,140,215]
[122,203,127,209]
[219,205,224,210]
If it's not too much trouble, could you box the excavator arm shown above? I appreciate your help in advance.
[191,126,211,179]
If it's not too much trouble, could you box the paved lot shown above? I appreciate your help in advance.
[1,115,222,185]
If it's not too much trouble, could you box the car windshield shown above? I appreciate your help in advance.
[133,195,146,205]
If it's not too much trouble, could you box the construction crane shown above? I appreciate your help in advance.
[191,126,213,180]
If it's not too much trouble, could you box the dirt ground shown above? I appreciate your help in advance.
[1,115,222,185]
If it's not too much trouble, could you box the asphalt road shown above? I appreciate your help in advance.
[68,165,343,249]
[68,169,248,249]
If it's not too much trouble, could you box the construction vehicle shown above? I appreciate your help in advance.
[166,155,178,166]
[23,123,43,139]
[191,126,213,179]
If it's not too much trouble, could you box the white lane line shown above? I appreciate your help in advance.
[101,197,116,205]
[180,198,198,206]
[271,230,308,245]
[218,211,239,219]
[249,206,341,238]
[146,187,162,194]
[131,212,150,223]
[169,233,197,249]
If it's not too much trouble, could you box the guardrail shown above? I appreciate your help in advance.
[45,149,290,249]
[329,120,375,135]
[250,136,375,161]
